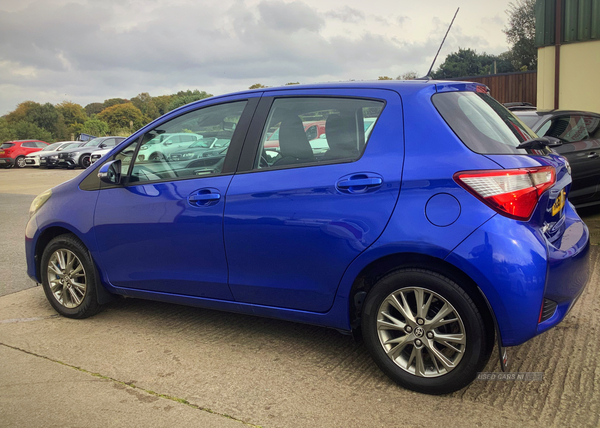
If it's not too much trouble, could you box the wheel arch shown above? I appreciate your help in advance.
[35,225,113,305]
[348,252,496,353]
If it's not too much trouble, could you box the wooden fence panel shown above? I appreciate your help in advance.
[448,71,537,105]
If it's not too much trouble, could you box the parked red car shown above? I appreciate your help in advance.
[264,120,326,148]
[0,140,49,168]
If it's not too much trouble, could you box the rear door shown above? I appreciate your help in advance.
[223,88,403,312]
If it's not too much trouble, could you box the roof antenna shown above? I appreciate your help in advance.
[418,7,460,80]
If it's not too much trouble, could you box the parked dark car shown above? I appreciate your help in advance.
[514,110,600,207]
[53,136,126,168]
[26,81,590,395]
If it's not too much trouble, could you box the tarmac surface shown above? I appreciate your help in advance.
[1,167,600,427]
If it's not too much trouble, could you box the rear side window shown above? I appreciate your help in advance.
[256,97,384,169]
[433,92,537,154]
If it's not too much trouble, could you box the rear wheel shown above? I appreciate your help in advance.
[40,234,104,319]
[15,156,27,168]
[361,269,491,395]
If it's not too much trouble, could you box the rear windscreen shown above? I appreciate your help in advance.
[432,92,537,154]
[1,143,15,149]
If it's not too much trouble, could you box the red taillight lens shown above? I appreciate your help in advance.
[454,167,556,221]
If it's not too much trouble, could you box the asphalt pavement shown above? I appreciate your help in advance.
[1,167,600,428]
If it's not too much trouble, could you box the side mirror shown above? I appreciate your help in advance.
[99,143,106,148]
[98,159,122,185]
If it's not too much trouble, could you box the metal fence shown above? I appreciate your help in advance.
[448,71,538,105]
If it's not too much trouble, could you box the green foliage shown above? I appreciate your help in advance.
[167,90,212,111]
[98,103,146,134]
[80,118,110,137]
[431,48,516,79]
[11,120,54,142]
[397,71,418,80]
[84,103,105,116]
[249,83,267,89]
[131,93,160,121]
[0,118,16,143]
[103,98,130,109]
[377,76,394,80]
[56,101,88,127]
[285,82,300,85]
[5,101,40,124]
[503,0,537,70]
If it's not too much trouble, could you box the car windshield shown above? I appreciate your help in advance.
[42,143,62,151]
[63,143,82,149]
[1,143,15,149]
[433,92,537,154]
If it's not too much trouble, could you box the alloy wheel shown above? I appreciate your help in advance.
[46,249,87,308]
[376,286,466,378]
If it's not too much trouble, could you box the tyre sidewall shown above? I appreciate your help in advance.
[362,269,488,395]
[15,156,26,168]
[40,234,100,319]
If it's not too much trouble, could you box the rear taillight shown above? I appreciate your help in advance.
[454,166,556,221]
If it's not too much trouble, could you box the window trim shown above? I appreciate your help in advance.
[81,98,259,191]
[236,95,387,174]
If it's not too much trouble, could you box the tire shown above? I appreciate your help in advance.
[15,156,27,168]
[79,155,91,168]
[149,152,164,162]
[361,269,491,395]
[40,234,104,319]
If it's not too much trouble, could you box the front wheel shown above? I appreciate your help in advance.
[40,234,104,319]
[79,155,91,168]
[361,269,491,395]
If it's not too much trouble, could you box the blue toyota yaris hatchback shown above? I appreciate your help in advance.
[26,81,590,394]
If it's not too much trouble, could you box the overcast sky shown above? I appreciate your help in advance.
[0,0,515,115]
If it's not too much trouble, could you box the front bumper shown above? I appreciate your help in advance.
[25,157,40,166]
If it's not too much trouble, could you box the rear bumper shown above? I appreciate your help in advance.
[0,157,15,166]
[446,203,590,347]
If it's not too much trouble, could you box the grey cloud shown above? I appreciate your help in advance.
[257,0,324,33]
[325,6,365,23]
[397,16,409,26]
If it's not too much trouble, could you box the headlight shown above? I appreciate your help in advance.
[68,152,76,158]
[183,153,194,158]
[49,155,58,159]
[140,145,148,150]
[29,189,52,218]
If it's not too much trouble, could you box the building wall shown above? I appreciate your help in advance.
[537,39,600,113]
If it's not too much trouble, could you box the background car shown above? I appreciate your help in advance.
[55,136,125,168]
[136,132,203,162]
[0,140,48,168]
[168,137,231,161]
[514,109,600,207]
[26,81,590,395]
[26,141,83,167]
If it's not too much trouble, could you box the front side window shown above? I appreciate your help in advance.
[123,101,247,184]
[256,97,384,169]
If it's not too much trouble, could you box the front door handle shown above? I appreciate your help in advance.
[588,152,599,159]
[188,189,221,206]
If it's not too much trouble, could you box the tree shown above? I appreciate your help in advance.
[56,101,87,127]
[11,121,53,142]
[503,0,537,70]
[377,76,393,80]
[397,71,418,80]
[167,90,212,111]
[0,118,16,143]
[431,48,516,78]
[285,82,300,85]
[249,83,267,89]
[80,118,110,137]
[153,95,174,116]
[84,103,105,116]
[5,101,39,124]
[131,93,160,121]
[103,98,130,109]
[98,103,146,134]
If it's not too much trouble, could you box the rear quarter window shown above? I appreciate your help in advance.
[432,92,537,154]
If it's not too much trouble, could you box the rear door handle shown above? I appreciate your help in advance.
[188,189,221,206]
[337,178,383,188]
